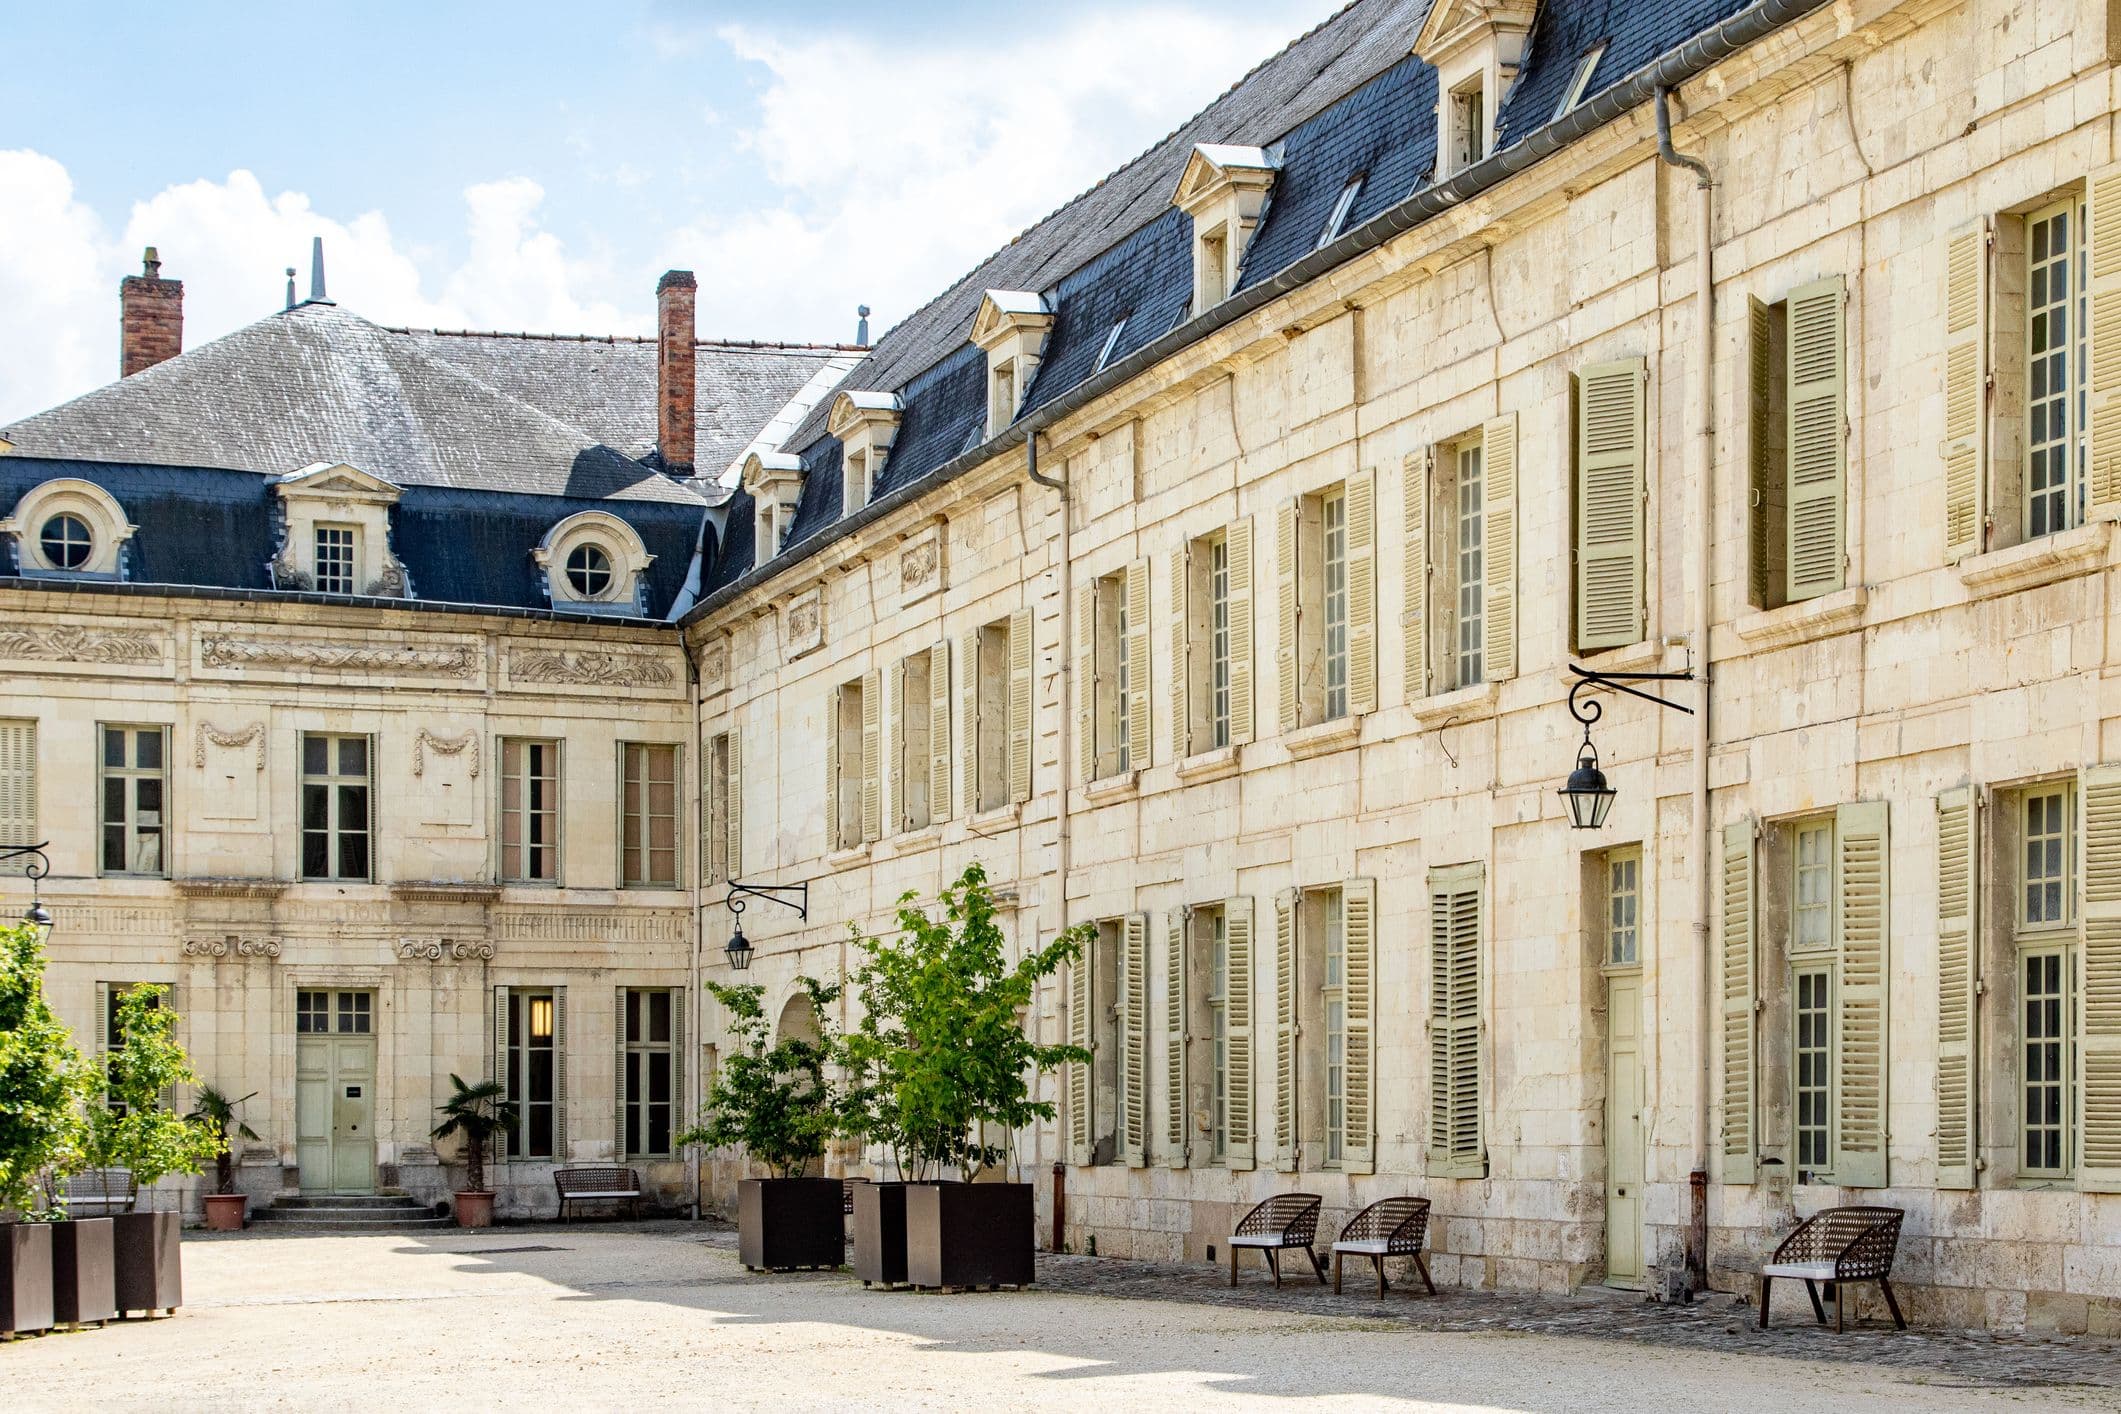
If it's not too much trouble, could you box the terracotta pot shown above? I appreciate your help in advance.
[202,1194,248,1232]
[737,1177,844,1272]
[452,1192,496,1228]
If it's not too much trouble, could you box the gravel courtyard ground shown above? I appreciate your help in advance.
[8,1222,2116,1412]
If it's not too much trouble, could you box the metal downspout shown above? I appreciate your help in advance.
[1657,85,1716,1299]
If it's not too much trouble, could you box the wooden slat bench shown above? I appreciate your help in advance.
[1227,1193,1325,1288]
[63,1167,136,1217]
[1758,1205,1906,1332]
[1330,1196,1435,1299]
[553,1166,642,1222]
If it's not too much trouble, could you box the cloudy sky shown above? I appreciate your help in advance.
[0,0,1346,424]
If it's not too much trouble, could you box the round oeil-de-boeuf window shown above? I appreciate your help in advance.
[38,512,93,569]
[565,541,614,598]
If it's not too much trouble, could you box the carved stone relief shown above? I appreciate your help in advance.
[784,588,824,660]
[0,625,161,664]
[181,935,283,961]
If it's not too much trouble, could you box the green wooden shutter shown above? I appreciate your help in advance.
[1833,800,1889,1188]
[614,988,630,1160]
[1225,517,1255,746]
[726,725,743,879]
[1481,415,1518,682]
[1341,878,1376,1175]
[1720,821,1758,1183]
[1125,560,1151,769]
[1224,895,1256,1171]
[1169,547,1191,762]
[1164,909,1189,1169]
[1785,275,1848,601]
[2088,166,2121,523]
[1747,296,1779,607]
[824,684,842,850]
[1274,499,1299,734]
[1346,467,1378,713]
[1075,583,1098,784]
[958,628,980,814]
[1067,946,1093,1167]
[2077,764,2121,1191]
[860,669,882,843]
[928,639,952,824]
[670,987,686,1160]
[492,986,510,1160]
[553,987,569,1161]
[1273,890,1297,1171]
[1403,448,1430,700]
[1427,866,1484,1178]
[1575,358,1646,649]
[1121,912,1148,1168]
[889,660,908,833]
[1935,787,1979,1189]
[1007,607,1033,804]
[1942,221,1990,561]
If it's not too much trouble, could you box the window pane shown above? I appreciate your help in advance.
[304,735,328,774]
[338,736,367,777]
[135,729,162,771]
[103,727,125,769]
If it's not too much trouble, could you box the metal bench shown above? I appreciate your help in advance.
[552,1166,643,1221]
[64,1167,136,1217]
[1758,1205,1906,1332]
[1330,1196,1435,1299]
[1227,1193,1325,1288]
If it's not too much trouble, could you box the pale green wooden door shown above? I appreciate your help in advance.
[1604,974,1645,1287]
[295,992,377,1195]
[296,1037,331,1191]
[330,1036,377,1195]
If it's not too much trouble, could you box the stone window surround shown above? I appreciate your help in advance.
[271,462,407,597]
[1,476,136,577]
[534,509,654,613]
[827,390,903,516]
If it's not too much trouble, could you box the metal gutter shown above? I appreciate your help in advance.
[0,575,678,632]
[679,0,1834,629]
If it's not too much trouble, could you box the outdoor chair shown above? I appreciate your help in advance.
[1757,1205,1906,1332]
[1227,1193,1325,1288]
[63,1167,136,1217]
[1329,1196,1435,1299]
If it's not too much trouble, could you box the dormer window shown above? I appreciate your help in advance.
[826,391,903,516]
[314,525,358,595]
[969,292,1054,439]
[740,451,806,559]
[535,511,652,614]
[1448,79,1487,172]
[1319,176,1365,249]
[1173,144,1279,317]
[565,542,613,597]
[1555,42,1605,119]
[271,462,407,597]
[2,478,137,579]
[1414,1,1534,178]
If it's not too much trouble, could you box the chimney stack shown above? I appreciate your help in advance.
[119,246,184,377]
[656,270,698,475]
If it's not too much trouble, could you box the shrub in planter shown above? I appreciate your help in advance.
[431,1076,516,1229]
[188,1086,259,1231]
[679,978,845,1272]
[839,865,1087,1291]
[0,919,94,1334]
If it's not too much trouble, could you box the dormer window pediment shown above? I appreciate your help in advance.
[1413,0,1536,177]
[971,291,1054,438]
[270,461,408,597]
[827,391,904,514]
[742,450,806,561]
[1172,143,1280,316]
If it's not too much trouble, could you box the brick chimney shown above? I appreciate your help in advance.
[119,246,184,377]
[656,270,698,474]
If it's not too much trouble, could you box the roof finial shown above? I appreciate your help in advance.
[285,267,297,311]
[308,236,329,305]
[856,304,871,346]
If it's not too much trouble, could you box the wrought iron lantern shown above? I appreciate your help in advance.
[1557,665,1694,830]
[717,879,809,971]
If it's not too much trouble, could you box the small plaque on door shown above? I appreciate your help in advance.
[345,1086,362,1098]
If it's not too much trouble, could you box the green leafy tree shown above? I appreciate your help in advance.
[679,977,842,1179]
[0,920,94,1218]
[431,1075,517,1195]
[83,984,222,1205]
[840,864,1088,1181]
[187,1086,260,1195]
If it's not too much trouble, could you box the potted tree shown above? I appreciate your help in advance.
[431,1075,515,1228]
[187,1087,259,1231]
[0,919,94,1336]
[86,984,219,1319]
[680,977,844,1272]
[841,865,1087,1292]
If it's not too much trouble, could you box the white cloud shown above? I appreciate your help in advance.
[0,151,119,425]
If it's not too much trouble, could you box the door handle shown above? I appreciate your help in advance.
[1615,1187,1627,1197]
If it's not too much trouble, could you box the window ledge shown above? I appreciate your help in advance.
[1410,680,1498,730]
[882,823,942,856]
[825,843,872,870]
[1575,638,1665,671]
[390,880,503,904]
[173,876,287,900]
[1175,745,1242,783]
[1285,714,1364,760]
[1733,585,1868,650]
[968,802,1020,836]
[1956,521,2112,597]
[1083,770,1139,804]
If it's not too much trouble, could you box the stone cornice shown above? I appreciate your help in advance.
[389,881,504,904]
[173,877,287,900]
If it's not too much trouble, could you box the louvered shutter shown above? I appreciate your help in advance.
[0,720,36,856]
[1481,414,1518,681]
[1341,879,1376,1175]
[1067,945,1093,1166]
[726,726,743,879]
[1075,583,1098,784]
[705,738,728,887]
[1170,547,1191,761]
[94,981,111,1103]
[1575,358,1646,649]
[1226,517,1255,745]
[1274,499,1300,734]
[1427,867,1483,1177]
[1346,468,1378,713]
[614,988,630,1160]
[1121,912,1149,1168]
[1747,297,1778,607]
[1833,800,1889,1188]
[890,661,908,833]
[1224,895,1256,1170]
[1007,607,1033,804]
[2089,166,2121,522]
[1785,275,1848,601]
[1403,448,1431,699]
[1273,890,1297,1170]
[1164,909,1189,1169]
[1720,822,1758,1183]
[553,987,570,1161]
[959,629,980,814]
[824,684,842,850]
[670,987,686,1161]
[1935,786,1979,1189]
[928,640,952,823]
[1125,560,1151,769]
[1942,221,1990,561]
[2077,764,2121,1191]
[493,986,510,1158]
[860,670,882,843]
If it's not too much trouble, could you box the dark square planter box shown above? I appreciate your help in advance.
[51,1218,115,1328]
[851,1181,909,1288]
[737,1177,844,1272]
[906,1182,1035,1291]
[1,1222,54,1336]
[112,1211,181,1317]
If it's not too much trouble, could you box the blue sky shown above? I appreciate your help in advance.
[0,1,1344,421]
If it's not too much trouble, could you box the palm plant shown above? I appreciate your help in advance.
[187,1086,260,1195]
[431,1074,517,1195]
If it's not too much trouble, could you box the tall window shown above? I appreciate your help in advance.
[1606,849,1640,967]
[100,724,166,876]
[899,652,934,832]
[706,731,733,885]
[1209,535,1231,749]
[499,739,560,883]
[1198,227,1229,310]
[1086,570,1131,779]
[2026,199,2087,540]
[620,742,677,886]
[101,982,163,1115]
[2016,784,2076,1178]
[829,678,866,850]
[621,988,675,1159]
[1453,443,1485,689]
[1448,80,1485,173]
[1322,488,1349,721]
[1794,967,1832,1174]
[1794,820,1833,951]
[314,524,357,595]
[300,733,371,881]
[503,989,556,1160]
[1208,908,1229,1161]
[1323,897,1346,1165]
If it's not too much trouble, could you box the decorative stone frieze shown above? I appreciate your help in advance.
[0,624,161,664]
[199,632,477,678]
[396,936,495,963]
[194,720,266,768]
[412,727,480,778]
[507,646,675,688]
[182,934,282,961]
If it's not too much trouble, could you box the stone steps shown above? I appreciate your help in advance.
[251,1192,452,1229]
